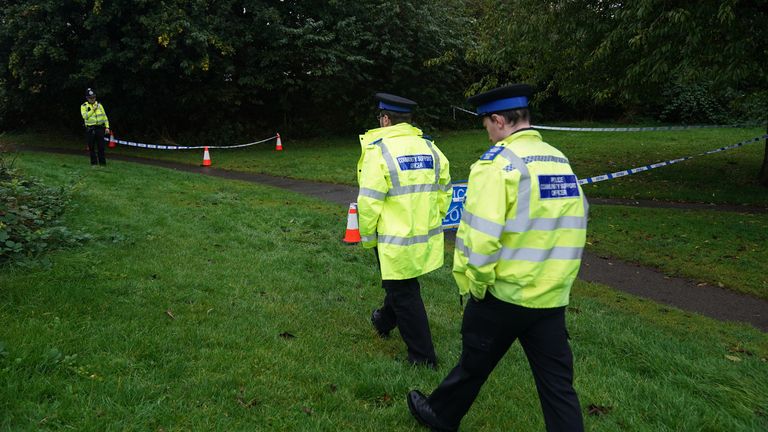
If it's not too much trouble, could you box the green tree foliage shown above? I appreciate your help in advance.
[467,0,767,122]
[0,0,473,141]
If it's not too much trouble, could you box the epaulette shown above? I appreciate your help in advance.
[478,146,504,162]
[366,138,383,147]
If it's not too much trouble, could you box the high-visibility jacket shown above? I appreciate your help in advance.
[453,128,588,308]
[357,122,452,280]
[80,101,110,128]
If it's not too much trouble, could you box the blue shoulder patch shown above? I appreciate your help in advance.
[479,146,504,161]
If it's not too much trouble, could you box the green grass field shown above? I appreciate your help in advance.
[4,124,766,205]
[1,153,767,431]
[4,127,768,299]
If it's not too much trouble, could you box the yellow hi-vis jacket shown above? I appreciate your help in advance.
[357,122,452,280]
[453,129,588,308]
[80,101,110,128]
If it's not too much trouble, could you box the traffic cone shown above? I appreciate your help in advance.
[343,202,361,244]
[108,131,116,148]
[275,133,283,151]
[202,146,212,166]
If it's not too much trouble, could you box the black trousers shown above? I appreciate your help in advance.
[427,294,584,431]
[373,249,437,365]
[85,126,106,165]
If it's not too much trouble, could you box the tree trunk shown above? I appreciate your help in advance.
[761,121,768,187]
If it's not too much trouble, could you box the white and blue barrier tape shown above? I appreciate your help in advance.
[104,134,277,150]
[578,134,768,185]
[442,182,467,229]
[442,134,767,227]
[451,106,759,131]
[535,124,754,132]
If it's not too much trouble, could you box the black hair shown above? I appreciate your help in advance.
[380,110,413,125]
[487,108,530,126]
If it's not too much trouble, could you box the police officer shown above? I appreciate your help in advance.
[357,93,452,368]
[407,84,588,431]
[80,88,111,166]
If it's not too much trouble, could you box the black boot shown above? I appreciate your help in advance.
[407,390,458,432]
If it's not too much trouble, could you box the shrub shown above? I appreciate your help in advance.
[659,82,729,124]
[0,148,90,265]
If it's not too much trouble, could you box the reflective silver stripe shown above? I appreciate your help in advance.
[375,140,401,188]
[439,183,452,192]
[500,246,583,262]
[359,187,386,201]
[388,183,441,196]
[378,226,443,246]
[505,215,587,232]
[361,235,377,243]
[462,210,504,238]
[497,147,531,232]
[522,155,569,164]
[457,236,583,265]
[424,139,441,184]
[455,236,500,267]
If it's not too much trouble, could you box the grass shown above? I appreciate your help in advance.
[4,127,767,299]
[3,124,766,205]
[587,205,768,299]
[1,153,767,431]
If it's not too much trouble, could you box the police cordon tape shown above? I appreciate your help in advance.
[578,134,768,185]
[439,134,768,228]
[103,134,278,150]
[451,106,759,131]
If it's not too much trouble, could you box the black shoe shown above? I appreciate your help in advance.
[407,390,457,432]
[370,309,390,338]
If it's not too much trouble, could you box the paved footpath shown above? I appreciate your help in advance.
[23,148,768,332]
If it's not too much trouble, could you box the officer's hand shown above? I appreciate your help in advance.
[105,128,110,135]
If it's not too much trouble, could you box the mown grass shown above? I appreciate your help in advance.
[1,153,767,431]
[4,124,766,205]
[587,205,768,299]
[4,127,768,299]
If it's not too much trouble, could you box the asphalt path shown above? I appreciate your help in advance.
[20,147,768,332]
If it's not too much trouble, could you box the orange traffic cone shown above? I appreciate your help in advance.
[343,202,362,244]
[202,146,212,166]
[275,133,283,151]
[108,131,116,148]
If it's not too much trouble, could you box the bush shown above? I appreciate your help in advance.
[659,82,729,124]
[0,148,90,265]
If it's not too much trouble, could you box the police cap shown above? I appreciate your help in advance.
[86,88,96,98]
[467,84,533,115]
[375,93,417,113]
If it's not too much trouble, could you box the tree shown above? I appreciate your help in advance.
[466,0,767,120]
[0,0,475,141]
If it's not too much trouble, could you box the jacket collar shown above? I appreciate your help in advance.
[361,122,423,145]
[498,128,541,146]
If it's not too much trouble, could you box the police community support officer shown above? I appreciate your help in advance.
[81,88,111,166]
[357,93,452,368]
[407,84,588,431]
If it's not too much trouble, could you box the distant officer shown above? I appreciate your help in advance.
[407,84,588,431]
[357,93,452,368]
[80,88,111,166]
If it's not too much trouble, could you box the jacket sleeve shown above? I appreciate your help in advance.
[101,105,110,129]
[356,145,389,249]
[80,103,90,122]
[459,163,509,299]
[436,147,451,219]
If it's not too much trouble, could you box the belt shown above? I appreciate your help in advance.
[86,124,106,130]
